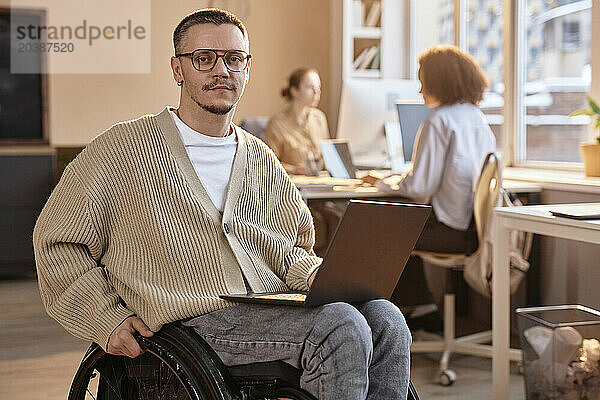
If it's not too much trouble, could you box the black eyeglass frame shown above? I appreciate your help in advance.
[175,49,252,72]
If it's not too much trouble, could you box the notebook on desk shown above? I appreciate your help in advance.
[549,204,600,220]
[220,200,431,307]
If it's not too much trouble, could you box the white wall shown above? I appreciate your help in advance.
[329,0,343,136]
[233,0,331,130]
[1,0,332,146]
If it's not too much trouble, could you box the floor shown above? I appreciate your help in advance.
[0,279,525,399]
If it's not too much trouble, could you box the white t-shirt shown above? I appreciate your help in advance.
[169,110,238,212]
[396,103,496,231]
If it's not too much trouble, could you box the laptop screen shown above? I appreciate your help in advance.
[320,140,357,179]
[395,102,431,162]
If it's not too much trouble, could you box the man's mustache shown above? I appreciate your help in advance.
[202,81,236,91]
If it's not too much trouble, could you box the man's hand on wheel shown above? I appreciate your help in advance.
[107,316,154,358]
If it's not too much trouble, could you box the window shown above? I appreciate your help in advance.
[521,0,591,163]
[465,0,504,151]
[562,21,581,50]
[408,0,594,167]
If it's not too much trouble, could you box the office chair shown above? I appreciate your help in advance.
[410,152,518,386]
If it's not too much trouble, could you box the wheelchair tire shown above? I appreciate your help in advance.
[68,324,236,400]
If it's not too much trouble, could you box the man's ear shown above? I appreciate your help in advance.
[244,57,252,83]
[170,56,184,84]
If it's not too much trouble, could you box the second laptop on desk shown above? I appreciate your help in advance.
[549,203,600,220]
[221,200,431,307]
[320,102,431,179]
[319,140,396,180]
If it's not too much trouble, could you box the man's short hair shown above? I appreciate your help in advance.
[418,45,489,106]
[173,8,249,54]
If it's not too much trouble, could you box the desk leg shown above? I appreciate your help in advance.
[493,216,511,400]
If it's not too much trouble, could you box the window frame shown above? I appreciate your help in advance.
[503,0,592,169]
[444,0,594,169]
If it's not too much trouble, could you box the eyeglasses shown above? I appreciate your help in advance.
[175,49,251,72]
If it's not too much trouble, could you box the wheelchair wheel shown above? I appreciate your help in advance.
[68,325,236,400]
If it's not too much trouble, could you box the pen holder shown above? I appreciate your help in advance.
[517,305,600,399]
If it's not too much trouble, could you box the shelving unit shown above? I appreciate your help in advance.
[353,26,382,39]
[342,0,405,81]
[351,69,382,79]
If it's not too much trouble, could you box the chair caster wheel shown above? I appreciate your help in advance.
[437,369,456,386]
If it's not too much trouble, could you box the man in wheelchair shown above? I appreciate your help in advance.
[33,8,412,399]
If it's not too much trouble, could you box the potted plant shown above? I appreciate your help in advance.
[571,96,600,177]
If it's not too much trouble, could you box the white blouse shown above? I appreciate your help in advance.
[393,103,496,231]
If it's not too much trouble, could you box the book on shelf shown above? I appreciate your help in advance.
[364,1,381,27]
[352,0,364,27]
[369,44,381,69]
[352,46,371,69]
[358,46,378,70]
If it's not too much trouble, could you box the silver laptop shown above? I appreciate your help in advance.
[320,139,357,179]
[220,200,431,307]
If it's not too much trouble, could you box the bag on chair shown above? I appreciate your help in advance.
[464,188,532,298]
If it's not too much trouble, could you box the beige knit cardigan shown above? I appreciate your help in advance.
[33,107,322,350]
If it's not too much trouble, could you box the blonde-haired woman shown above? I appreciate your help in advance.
[264,68,329,175]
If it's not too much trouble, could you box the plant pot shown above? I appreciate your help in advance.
[580,143,600,177]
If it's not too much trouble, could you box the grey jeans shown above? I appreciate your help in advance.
[182,299,412,400]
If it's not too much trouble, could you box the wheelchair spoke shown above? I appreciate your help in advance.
[98,352,192,400]
[84,368,124,400]
[82,367,124,400]
[71,327,241,400]
[157,361,164,397]
[136,356,151,400]
[157,361,165,398]
[101,361,126,400]
[84,370,98,400]
[152,364,161,399]
[85,388,96,400]
[158,362,179,399]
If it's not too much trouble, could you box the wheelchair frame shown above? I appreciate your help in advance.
[69,322,420,400]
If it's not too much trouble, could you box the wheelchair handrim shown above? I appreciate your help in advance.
[68,340,221,400]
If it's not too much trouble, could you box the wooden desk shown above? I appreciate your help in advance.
[295,177,540,201]
[492,204,600,399]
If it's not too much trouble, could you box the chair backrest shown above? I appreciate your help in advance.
[472,153,500,248]
[239,117,269,140]
[464,152,532,297]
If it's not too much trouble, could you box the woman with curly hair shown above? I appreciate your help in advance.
[381,45,496,324]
